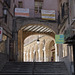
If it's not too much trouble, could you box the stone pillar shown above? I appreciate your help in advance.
[40,43,43,62]
[37,44,39,62]
[38,49,40,62]
[37,43,40,62]
[44,49,46,62]
[45,43,49,62]
[25,52,27,61]
[55,44,58,62]
[43,47,45,62]
[18,30,23,62]
[35,44,38,62]
[24,49,27,62]
[36,50,38,62]
[30,48,32,62]
[46,50,49,61]
[49,50,51,61]
[43,43,46,62]
[27,51,28,62]
[24,51,26,61]
[34,44,38,62]
[31,47,34,62]
[28,49,30,62]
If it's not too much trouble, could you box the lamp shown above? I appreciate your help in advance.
[37,37,40,44]
[0,7,8,19]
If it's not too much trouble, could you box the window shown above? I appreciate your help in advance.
[34,0,43,13]
[4,0,11,8]
[18,1,23,8]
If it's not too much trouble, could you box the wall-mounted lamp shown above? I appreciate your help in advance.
[0,7,8,19]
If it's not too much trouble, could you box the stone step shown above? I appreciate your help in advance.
[0,73,69,75]
[0,62,69,75]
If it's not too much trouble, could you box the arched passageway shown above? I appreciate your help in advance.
[18,24,58,62]
[23,34,56,62]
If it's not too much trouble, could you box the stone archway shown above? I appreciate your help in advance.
[12,17,58,61]
[14,18,58,62]
[16,18,58,34]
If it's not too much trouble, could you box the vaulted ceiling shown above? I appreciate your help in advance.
[22,25,53,34]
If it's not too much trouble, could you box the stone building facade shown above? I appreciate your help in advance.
[0,0,14,56]
[0,0,15,70]
[12,0,59,62]
[0,0,75,75]
[58,0,75,75]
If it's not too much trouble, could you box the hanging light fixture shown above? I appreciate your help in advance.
[37,37,40,44]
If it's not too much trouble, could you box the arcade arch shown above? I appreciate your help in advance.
[18,24,58,62]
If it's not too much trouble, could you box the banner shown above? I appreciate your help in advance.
[55,35,64,44]
[0,27,3,41]
[41,10,55,20]
[15,8,29,17]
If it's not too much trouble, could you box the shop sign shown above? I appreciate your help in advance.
[41,10,55,20]
[0,27,3,41]
[55,35,64,44]
[15,8,29,17]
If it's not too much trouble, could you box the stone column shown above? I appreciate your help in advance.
[25,52,26,62]
[40,42,43,62]
[34,44,38,62]
[45,43,48,62]
[31,47,34,62]
[37,43,40,62]
[37,44,39,62]
[55,44,58,62]
[25,49,27,62]
[46,50,49,62]
[30,48,32,62]
[44,45,46,62]
[28,50,30,62]
[24,51,26,61]
[36,44,38,62]
[26,48,29,62]
[43,47,45,62]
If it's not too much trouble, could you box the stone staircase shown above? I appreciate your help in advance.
[0,62,69,75]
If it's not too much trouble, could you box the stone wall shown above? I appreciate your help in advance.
[16,18,58,34]
[0,53,8,71]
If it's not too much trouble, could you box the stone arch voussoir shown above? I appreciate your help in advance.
[16,18,58,34]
